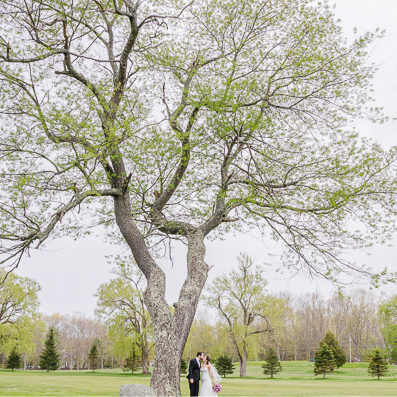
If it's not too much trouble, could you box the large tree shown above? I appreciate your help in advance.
[206,254,272,377]
[0,269,40,325]
[0,316,45,369]
[0,0,396,394]
[95,261,153,374]
[0,269,42,367]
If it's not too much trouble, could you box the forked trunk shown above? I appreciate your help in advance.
[149,233,208,395]
[114,195,209,395]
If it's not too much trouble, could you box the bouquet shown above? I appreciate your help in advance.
[213,384,222,393]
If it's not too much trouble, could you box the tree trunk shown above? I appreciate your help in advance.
[239,355,247,377]
[114,194,209,395]
[150,333,183,395]
[141,342,150,374]
[239,346,247,377]
[149,233,208,395]
[293,340,297,361]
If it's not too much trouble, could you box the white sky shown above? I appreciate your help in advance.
[14,0,397,316]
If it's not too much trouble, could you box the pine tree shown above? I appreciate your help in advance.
[262,348,282,378]
[124,344,140,374]
[180,358,188,374]
[6,347,21,371]
[368,349,389,380]
[214,354,235,378]
[39,327,60,372]
[88,341,99,373]
[320,331,346,368]
[314,343,336,378]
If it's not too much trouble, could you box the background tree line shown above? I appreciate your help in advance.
[1,261,395,372]
[186,289,387,364]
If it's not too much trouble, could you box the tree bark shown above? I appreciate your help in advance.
[114,194,209,395]
[150,330,183,394]
[239,349,247,377]
[141,341,150,375]
[150,232,208,395]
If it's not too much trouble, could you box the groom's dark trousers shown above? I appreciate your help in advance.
[187,358,200,396]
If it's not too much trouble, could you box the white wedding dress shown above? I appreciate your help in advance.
[199,365,222,397]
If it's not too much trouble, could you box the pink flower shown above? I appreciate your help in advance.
[213,384,222,393]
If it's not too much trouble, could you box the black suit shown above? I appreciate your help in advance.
[187,358,201,396]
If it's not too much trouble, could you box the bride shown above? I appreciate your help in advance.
[200,355,222,396]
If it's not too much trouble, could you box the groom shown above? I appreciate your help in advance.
[187,352,205,396]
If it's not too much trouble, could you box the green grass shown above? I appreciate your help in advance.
[0,362,396,396]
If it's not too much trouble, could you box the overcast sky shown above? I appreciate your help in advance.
[14,0,397,317]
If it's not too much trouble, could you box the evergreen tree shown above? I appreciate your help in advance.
[88,341,99,372]
[123,344,140,374]
[262,348,282,378]
[214,354,235,378]
[39,327,60,372]
[368,349,389,380]
[314,343,336,378]
[320,331,346,368]
[180,358,188,374]
[6,347,21,371]
[391,347,397,364]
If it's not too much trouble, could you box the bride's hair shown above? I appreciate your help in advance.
[205,355,211,364]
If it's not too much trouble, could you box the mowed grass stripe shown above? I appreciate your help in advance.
[0,361,396,396]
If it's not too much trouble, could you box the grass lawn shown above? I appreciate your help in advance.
[0,361,396,396]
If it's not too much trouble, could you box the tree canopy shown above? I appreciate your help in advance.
[0,0,395,281]
[0,269,40,324]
